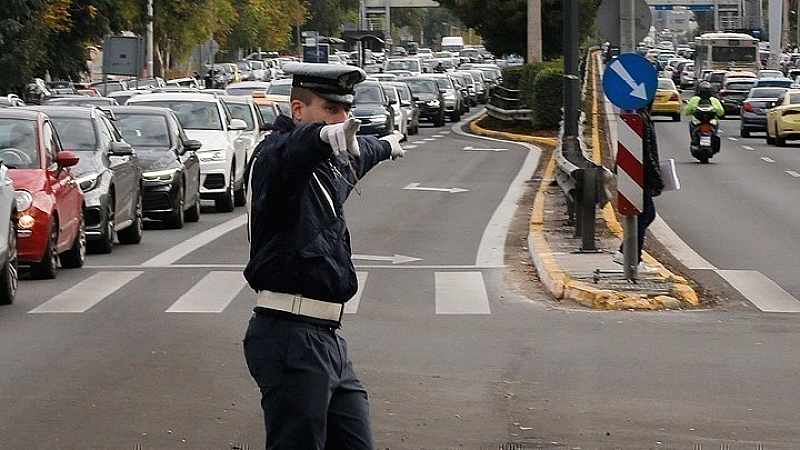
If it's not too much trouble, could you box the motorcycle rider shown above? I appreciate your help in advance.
[684,80,724,146]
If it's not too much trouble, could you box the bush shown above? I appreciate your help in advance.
[501,66,527,89]
[531,67,564,130]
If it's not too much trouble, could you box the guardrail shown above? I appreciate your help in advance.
[554,47,613,251]
[485,86,532,124]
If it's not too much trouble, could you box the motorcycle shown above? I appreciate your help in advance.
[689,103,721,164]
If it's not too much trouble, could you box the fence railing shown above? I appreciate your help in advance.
[485,86,531,124]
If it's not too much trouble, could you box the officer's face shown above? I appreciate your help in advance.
[292,94,350,125]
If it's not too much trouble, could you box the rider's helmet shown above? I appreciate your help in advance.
[696,81,713,99]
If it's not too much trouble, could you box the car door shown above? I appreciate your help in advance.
[171,113,200,206]
[99,115,139,227]
[45,120,82,250]
[219,101,247,186]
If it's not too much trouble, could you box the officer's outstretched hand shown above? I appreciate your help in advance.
[379,131,405,160]
[320,117,362,157]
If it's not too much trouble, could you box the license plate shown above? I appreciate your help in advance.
[700,136,712,146]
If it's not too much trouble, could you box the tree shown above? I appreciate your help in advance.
[227,0,307,54]
[302,0,358,37]
[435,0,601,60]
[0,0,50,93]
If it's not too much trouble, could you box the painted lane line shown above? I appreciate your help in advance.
[352,253,422,264]
[29,271,143,313]
[717,270,800,313]
[761,157,775,163]
[464,146,508,152]
[787,170,800,178]
[422,138,436,141]
[166,271,247,313]
[742,146,754,151]
[431,134,444,138]
[344,272,368,314]
[727,137,738,141]
[403,144,418,149]
[403,183,468,193]
[141,214,247,267]
[435,272,491,314]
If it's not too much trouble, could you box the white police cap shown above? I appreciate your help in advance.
[283,62,367,105]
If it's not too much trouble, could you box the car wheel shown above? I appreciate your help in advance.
[776,134,786,147]
[672,113,680,122]
[166,183,185,229]
[185,194,201,223]
[215,169,235,212]
[59,210,85,269]
[740,129,750,138]
[89,201,114,254]
[0,216,18,304]
[234,180,246,207]
[30,219,58,280]
[118,193,143,244]
[435,113,445,127]
[449,110,461,122]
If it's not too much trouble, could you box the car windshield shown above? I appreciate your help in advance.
[256,104,277,124]
[0,119,40,168]
[267,82,292,96]
[132,101,223,130]
[435,78,452,89]
[354,85,383,103]
[757,79,793,88]
[404,79,438,94]
[725,80,756,91]
[226,103,255,131]
[657,79,675,90]
[386,60,420,72]
[748,88,787,98]
[383,87,398,102]
[395,86,410,101]
[113,114,171,148]
[50,117,97,151]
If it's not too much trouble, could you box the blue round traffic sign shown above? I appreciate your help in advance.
[602,53,657,110]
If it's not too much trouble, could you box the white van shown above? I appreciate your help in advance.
[441,36,464,53]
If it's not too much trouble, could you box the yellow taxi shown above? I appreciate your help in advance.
[651,77,682,121]
[252,91,290,126]
[765,88,800,146]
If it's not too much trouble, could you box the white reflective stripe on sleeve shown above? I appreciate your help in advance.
[313,172,337,218]
[246,156,256,242]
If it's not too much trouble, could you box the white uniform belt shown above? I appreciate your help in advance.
[256,291,343,322]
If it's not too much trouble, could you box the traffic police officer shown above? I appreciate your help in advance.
[243,61,405,449]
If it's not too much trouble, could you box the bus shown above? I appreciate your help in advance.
[694,32,760,76]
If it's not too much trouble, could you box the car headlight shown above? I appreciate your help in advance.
[14,190,32,212]
[142,168,179,182]
[77,173,100,192]
[443,92,455,100]
[368,114,389,122]
[198,149,227,162]
[426,100,440,107]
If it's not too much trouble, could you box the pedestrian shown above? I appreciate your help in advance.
[614,100,664,274]
[242,61,405,449]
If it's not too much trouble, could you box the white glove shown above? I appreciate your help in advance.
[320,117,361,157]
[379,131,405,160]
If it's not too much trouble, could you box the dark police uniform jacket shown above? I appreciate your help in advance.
[245,114,392,304]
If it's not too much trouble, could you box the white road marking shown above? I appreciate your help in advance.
[403,183,468,193]
[352,253,422,264]
[431,134,444,138]
[464,146,508,152]
[403,144,418,149]
[29,271,143,313]
[141,214,247,267]
[435,272,490,314]
[422,138,436,141]
[787,170,800,178]
[344,272,368,314]
[166,271,247,313]
[717,270,800,313]
[761,157,775,163]
[742,146,754,151]
[728,137,738,141]
[650,216,716,270]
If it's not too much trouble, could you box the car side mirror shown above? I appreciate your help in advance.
[401,100,411,107]
[56,150,80,168]
[110,141,133,156]
[229,118,247,131]
[260,123,273,131]
[412,95,420,101]
[183,139,202,152]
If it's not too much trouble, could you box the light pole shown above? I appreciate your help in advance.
[146,0,154,78]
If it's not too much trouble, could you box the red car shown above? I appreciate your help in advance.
[0,109,85,279]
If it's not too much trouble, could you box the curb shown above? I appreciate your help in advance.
[469,74,700,310]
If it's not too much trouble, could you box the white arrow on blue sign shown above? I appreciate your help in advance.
[602,53,657,110]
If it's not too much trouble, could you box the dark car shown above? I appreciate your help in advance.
[718,78,757,116]
[108,106,202,228]
[704,70,727,95]
[398,77,446,127]
[28,106,143,253]
[352,80,395,137]
[740,87,789,137]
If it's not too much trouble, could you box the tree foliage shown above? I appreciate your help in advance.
[302,0,358,37]
[435,0,601,60]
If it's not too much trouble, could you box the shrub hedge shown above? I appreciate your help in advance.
[501,60,563,130]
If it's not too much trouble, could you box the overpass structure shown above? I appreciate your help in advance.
[647,0,760,31]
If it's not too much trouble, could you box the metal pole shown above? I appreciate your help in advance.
[146,0,154,78]
[562,0,579,140]
[580,167,598,251]
[620,0,638,280]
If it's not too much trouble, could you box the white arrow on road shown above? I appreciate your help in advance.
[464,146,507,152]
[610,59,648,100]
[351,254,423,264]
[403,183,469,193]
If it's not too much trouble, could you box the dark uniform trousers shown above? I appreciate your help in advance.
[244,313,373,450]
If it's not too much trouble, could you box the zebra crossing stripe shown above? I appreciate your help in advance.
[434,272,490,314]
[344,272,368,314]
[141,214,247,267]
[29,271,143,313]
[166,271,248,313]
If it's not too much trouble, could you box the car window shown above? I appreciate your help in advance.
[435,78,451,89]
[50,117,97,151]
[43,121,59,167]
[132,100,223,131]
[749,88,787,98]
[725,80,757,91]
[404,79,438,94]
[0,118,40,168]
[96,116,115,146]
[354,85,384,103]
[657,79,675,90]
[395,86,411,101]
[114,114,172,148]
[226,103,255,131]
[383,87,398,102]
[256,104,277,125]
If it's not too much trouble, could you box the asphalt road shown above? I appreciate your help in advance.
[1,109,799,449]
